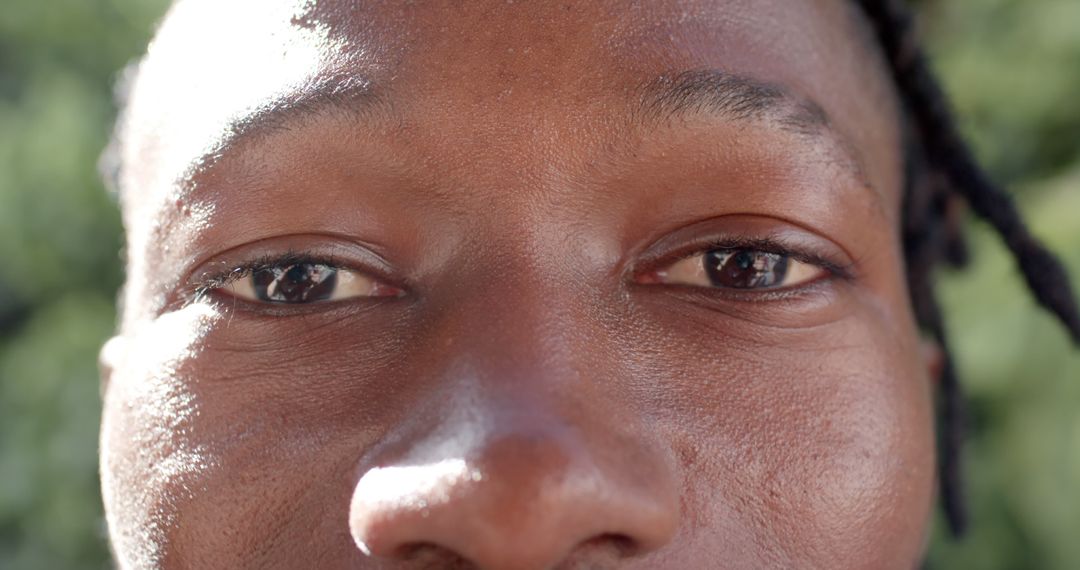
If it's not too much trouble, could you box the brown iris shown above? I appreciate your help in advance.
[703,250,790,289]
[253,263,339,303]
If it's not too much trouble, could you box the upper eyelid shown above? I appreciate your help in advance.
[179,231,399,285]
[195,244,844,286]
[191,252,347,297]
[626,213,862,280]
[646,239,855,282]
[186,228,855,306]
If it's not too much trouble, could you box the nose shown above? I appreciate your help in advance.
[348,419,679,569]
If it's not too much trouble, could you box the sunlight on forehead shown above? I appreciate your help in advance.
[123,0,363,205]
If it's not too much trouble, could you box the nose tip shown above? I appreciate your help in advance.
[349,431,678,569]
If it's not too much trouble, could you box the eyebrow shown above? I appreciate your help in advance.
[225,68,829,141]
[185,67,864,194]
[175,69,387,188]
[227,71,384,143]
[636,69,831,136]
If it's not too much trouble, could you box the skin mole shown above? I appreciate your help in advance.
[97,0,1079,569]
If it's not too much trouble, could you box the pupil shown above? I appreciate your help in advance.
[734,251,754,270]
[253,263,338,303]
[704,250,789,289]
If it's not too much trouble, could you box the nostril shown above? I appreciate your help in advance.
[396,542,475,568]
[394,541,433,559]
[349,423,679,568]
[576,533,641,558]
[597,533,638,555]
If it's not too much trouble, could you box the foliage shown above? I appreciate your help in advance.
[0,0,1076,568]
[0,1,169,568]
[921,2,1080,566]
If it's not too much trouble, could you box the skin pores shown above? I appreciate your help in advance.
[100,1,936,568]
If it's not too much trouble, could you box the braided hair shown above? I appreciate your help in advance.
[856,0,1080,538]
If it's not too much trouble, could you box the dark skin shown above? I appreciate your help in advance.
[100,0,938,568]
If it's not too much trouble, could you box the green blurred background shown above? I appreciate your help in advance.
[0,0,1077,568]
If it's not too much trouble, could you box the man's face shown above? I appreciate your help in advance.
[101,0,936,568]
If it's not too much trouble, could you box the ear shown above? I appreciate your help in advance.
[98,335,129,396]
[920,337,944,387]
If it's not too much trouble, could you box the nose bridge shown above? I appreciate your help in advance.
[434,237,594,387]
[347,253,679,567]
[419,94,613,378]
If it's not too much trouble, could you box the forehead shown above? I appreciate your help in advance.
[121,0,896,206]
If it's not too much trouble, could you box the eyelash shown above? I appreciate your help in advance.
[186,237,853,307]
[191,250,343,302]
[666,237,855,281]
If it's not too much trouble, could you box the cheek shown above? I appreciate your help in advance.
[101,296,935,568]
[100,304,220,568]
[619,303,936,568]
[101,304,404,568]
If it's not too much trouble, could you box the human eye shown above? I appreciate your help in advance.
[646,247,827,291]
[200,253,403,305]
